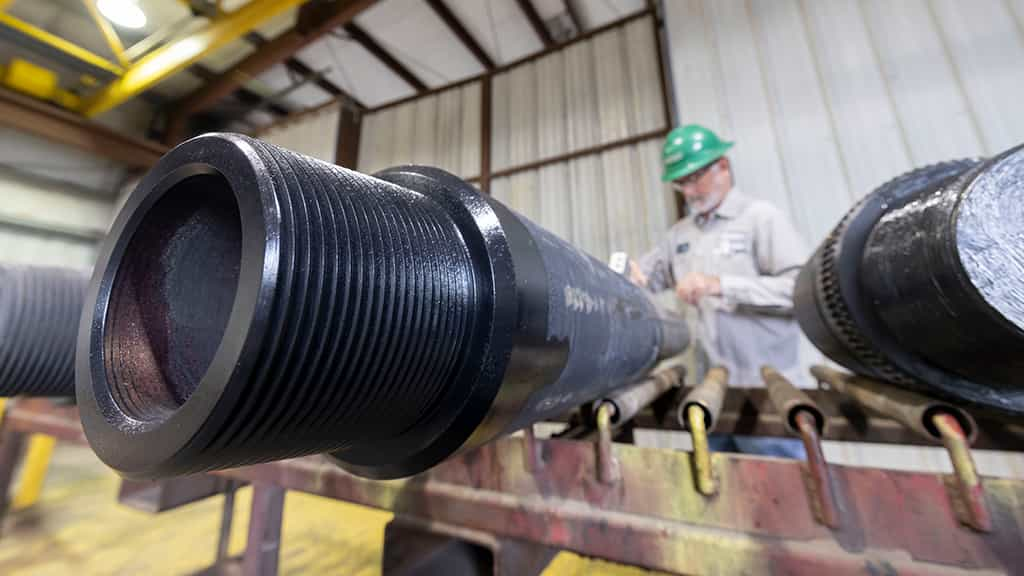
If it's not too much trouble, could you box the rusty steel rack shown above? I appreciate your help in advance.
[1,383,1022,575]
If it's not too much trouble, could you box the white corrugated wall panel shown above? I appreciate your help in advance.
[392,102,417,166]
[860,0,985,165]
[701,0,796,225]
[0,167,113,270]
[261,103,340,163]
[800,0,913,197]
[625,17,667,134]
[748,0,853,243]
[536,52,568,159]
[460,83,482,177]
[0,228,97,270]
[593,30,631,143]
[507,64,538,166]
[930,0,1024,153]
[537,165,572,241]
[412,95,439,167]
[569,155,609,259]
[435,89,463,175]
[564,41,600,151]
[356,15,669,265]
[357,83,481,180]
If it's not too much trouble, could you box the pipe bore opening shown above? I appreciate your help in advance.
[105,171,242,422]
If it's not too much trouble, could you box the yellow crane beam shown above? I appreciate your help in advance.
[0,12,123,77]
[80,0,307,117]
[82,0,130,68]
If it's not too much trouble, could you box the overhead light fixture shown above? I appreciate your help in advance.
[96,0,147,30]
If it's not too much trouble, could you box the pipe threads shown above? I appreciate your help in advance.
[0,265,87,396]
[105,136,481,471]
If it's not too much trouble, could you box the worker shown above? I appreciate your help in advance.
[630,124,808,458]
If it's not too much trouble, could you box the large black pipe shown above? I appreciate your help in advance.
[0,265,88,397]
[795,144,1024,416]
[77,133,688,479]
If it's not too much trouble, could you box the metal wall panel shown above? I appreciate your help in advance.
[748,0,854,243]
[700,0,796,226]
[0,167,113,270]
[800,0,913,197]
[357,82,482,179]
[0,226,97,270]
[262,103,341,163]
[665,0,1024,245]
[485,15,670,261]
[929,0,1024,154]
[860,0,985,165]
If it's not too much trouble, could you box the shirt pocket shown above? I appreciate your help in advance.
[713,229,755,275]
[715,230,751,257]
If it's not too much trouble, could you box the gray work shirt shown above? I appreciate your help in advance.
[638,188,808,387]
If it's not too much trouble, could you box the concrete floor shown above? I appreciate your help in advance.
[0,444,656,575]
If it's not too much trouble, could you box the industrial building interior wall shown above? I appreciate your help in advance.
[260,102,343,164]
[357,81,482,180]
[490,14,672,262]
[490,140,672,262]
[0,128,120,271]
[663,0,1024,475]
[664,0,1024,248]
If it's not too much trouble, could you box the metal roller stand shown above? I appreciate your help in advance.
[597,364,686,426]
[795,145,1024,416]
[591,365,686,483]
[76,133,689,480]
[812,365,990,531]
[676,366,729,495]
[760,366,838,528]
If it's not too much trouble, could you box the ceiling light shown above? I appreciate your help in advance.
[97,0,147,30]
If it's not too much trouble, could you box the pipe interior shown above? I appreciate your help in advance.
[104,172,242,422]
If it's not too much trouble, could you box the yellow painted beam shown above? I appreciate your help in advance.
[12,435,56,510]
[0,13,123,76]
[82,0,130,68]
[80,0,307,117]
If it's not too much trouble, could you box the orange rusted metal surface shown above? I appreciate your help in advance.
[2,399,1023,574]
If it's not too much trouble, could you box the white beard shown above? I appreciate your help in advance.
[687,186,727,215]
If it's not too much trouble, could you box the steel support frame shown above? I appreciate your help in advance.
[0,400,1020,575]
[80,0,308,117]
[0,87,167,168]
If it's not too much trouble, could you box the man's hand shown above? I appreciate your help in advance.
[675,272,721,305]
[628,260,648,288]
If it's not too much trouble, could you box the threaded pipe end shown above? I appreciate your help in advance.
[0,265,88,397]
[87,134,483,476]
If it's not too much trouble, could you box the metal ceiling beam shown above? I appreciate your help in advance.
[188,63,290,117]
[515,0,554,48]
[165,0,375,143]
[242,31,360,106]
[424,0,494,70]
[0,87,166,168]
[80,0,307,117]
[0,12,123,78]
[342,23,427,92]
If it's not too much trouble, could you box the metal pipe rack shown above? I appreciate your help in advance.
[1,389,1022,575]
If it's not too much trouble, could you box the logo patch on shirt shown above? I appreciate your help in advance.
[716,231,749,256]
[676,242,690,254]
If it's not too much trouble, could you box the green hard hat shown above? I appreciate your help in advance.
[661,124,734,182]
